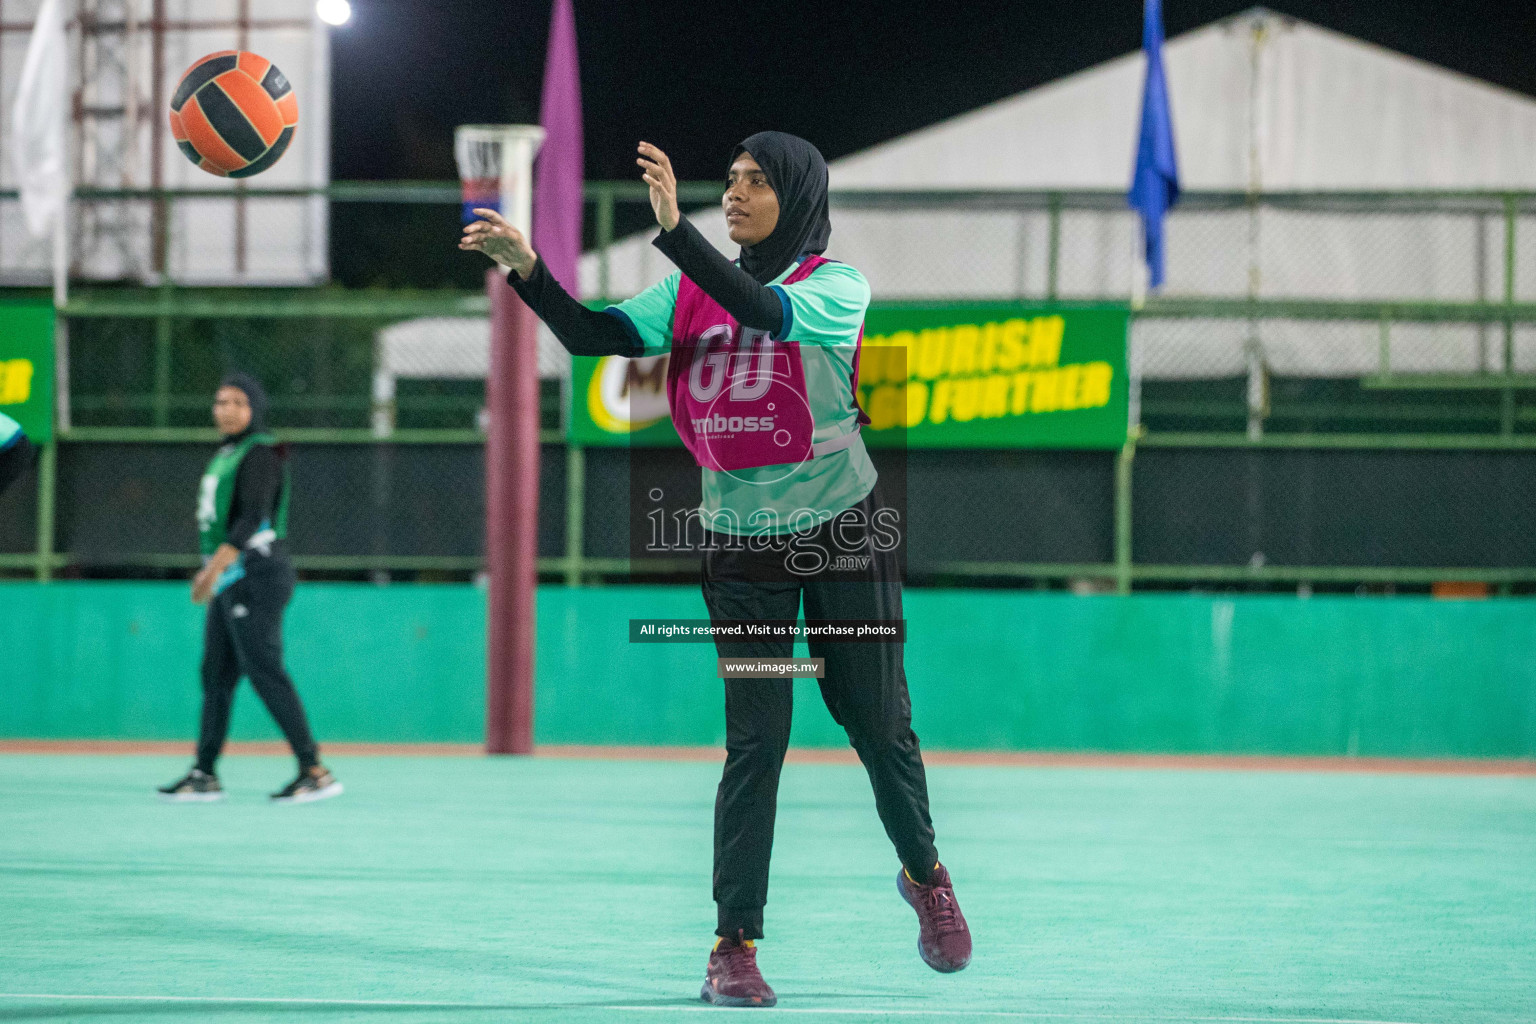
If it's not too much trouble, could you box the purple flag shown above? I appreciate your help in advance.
[533,0,583,297]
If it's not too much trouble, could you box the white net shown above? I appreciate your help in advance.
[453,132,509,184]
[452,125,543,234]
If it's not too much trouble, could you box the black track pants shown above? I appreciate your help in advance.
[702,490,938,940]
[195,555,320,773]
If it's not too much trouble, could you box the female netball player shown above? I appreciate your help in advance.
[462,132,971,1007]
[157,374,341,805]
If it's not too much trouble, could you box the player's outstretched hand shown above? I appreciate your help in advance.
[638,142,681,232]
[192,542,238,606]
[191,565,216,605]
[460,208,538,279]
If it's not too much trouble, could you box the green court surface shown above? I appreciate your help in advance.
[1,755,1533,1024]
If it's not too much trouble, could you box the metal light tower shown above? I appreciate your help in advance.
[1,0,327,287]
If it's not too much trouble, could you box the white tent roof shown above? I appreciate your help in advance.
[375,318,570,381]
[829,7,1536,191]
[550,10,1536,383]
[577,8,1536,303]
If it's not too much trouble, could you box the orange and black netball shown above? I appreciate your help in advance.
[169,51,298,178]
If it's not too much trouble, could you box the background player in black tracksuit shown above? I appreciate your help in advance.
[158,374,342,804]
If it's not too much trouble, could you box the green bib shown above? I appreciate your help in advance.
[197,432,289,556]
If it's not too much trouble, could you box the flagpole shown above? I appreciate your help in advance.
[52,192,67,309]
[1129,224,1144,435]
[52,1,71,432]
[1130,225,1147,311]
[52,191,70,433]
[52,10,71,432]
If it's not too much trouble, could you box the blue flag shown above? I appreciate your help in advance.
[1128,0,1180,289]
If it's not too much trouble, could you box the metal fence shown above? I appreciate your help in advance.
[2,183,1534,591]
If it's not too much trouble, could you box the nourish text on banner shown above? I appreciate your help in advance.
[569,303,1129,450]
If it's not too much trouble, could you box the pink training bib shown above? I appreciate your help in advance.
[667,256,867,472]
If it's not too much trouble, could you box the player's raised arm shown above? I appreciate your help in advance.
[637,141,682,231]
[459,208,538,279]
[639,142,788,337]
[459,207,647,358]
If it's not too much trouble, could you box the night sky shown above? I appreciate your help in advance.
[330,0,1536,186]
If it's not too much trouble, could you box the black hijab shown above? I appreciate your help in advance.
[731,132,831,284]
[219,372,269,441]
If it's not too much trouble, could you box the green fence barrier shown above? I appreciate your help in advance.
[1,582,486,744]
[5,184,1536,589]
[2,583,1532,757]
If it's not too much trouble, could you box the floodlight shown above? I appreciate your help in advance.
[316,0,351,27]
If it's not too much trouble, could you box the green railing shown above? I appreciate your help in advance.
[3,183,1534,590]
[15,427,1536,592]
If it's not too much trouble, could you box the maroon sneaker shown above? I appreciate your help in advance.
[897,862,972,973]
[700,933,777,1008]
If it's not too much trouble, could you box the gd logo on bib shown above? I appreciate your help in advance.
[682,325,815,474]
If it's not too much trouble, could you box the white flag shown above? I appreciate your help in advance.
[10,0,69,239]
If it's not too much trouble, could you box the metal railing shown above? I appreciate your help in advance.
[1,182,1533,591]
